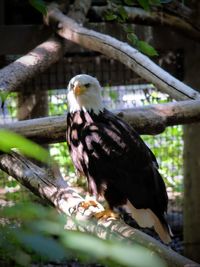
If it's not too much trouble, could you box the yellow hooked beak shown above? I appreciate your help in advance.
[74,84,86,96]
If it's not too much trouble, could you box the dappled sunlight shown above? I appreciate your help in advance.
[17,39,62,67]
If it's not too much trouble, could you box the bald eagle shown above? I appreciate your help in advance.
[66,74,172,244]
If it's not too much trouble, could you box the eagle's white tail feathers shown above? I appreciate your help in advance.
[125,201,171,244]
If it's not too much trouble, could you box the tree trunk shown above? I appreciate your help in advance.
[184,40,200,262]
[184,123,200,262]
[17,88,49,164]
[17,89,48,120]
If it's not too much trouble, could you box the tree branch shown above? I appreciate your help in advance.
[45,4,200,101]
[0,151,199,267]
[0,0,92,93]
[1,99,200,143]
[0,37,64,94]
[91,6,200,43]
[0,151,84,215]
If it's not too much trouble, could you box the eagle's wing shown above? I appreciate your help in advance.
[80,110,167,212]
[80,110,171,243]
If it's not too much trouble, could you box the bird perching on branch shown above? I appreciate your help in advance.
[66,74,172,244]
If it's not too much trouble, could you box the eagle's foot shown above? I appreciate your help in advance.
[79,200,98,209]
[76,199,102,219]
[94,209,119,220]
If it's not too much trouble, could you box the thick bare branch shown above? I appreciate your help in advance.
[0,151,199,267]
[1,99,200,143]
[0,151,84,215]
[0,37,63,93]
[0,0,92,93]
[45,5,200,101]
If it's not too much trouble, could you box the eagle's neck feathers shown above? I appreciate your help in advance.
[68,101,104,115]
[67,88,104,115]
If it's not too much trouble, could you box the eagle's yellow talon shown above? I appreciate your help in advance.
[95,209,119,220]
[79,200,98,210]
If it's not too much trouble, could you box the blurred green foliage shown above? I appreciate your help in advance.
[0,202,166,267]
[0,129,49,163]
[29,0,47,15]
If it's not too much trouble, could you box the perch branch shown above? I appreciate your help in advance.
[1,99,200,143]
[45,4,200,101]
[0,151,199,267]
[0,0,91,93]
[0,151,84,215]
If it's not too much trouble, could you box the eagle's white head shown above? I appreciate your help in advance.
[67,74,104,114]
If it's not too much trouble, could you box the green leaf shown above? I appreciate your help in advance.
[109,91,118,101]
[16,232,66,261]
[117,6,128,21]
[137,0,150,11]
[0,129,49,163]
[127,32,139,45]
[62,231,166,267]
[104,12,118,21]
[108,243,166,267]
[1,202,49,220]
[0,92,9,104]
[137,40,158,56]
[29,0,47,15]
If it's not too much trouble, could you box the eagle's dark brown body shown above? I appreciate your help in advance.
[66,109,169,234]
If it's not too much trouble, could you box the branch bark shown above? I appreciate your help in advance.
[1,99,200,143]
[0,151,85,215]
[0,37,64,93]
[0,0,91,93]
[45,4,200,101]
[0,151,199,267]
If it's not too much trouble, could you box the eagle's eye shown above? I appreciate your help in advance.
[84,83,90,88]
[70,83,74,90]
